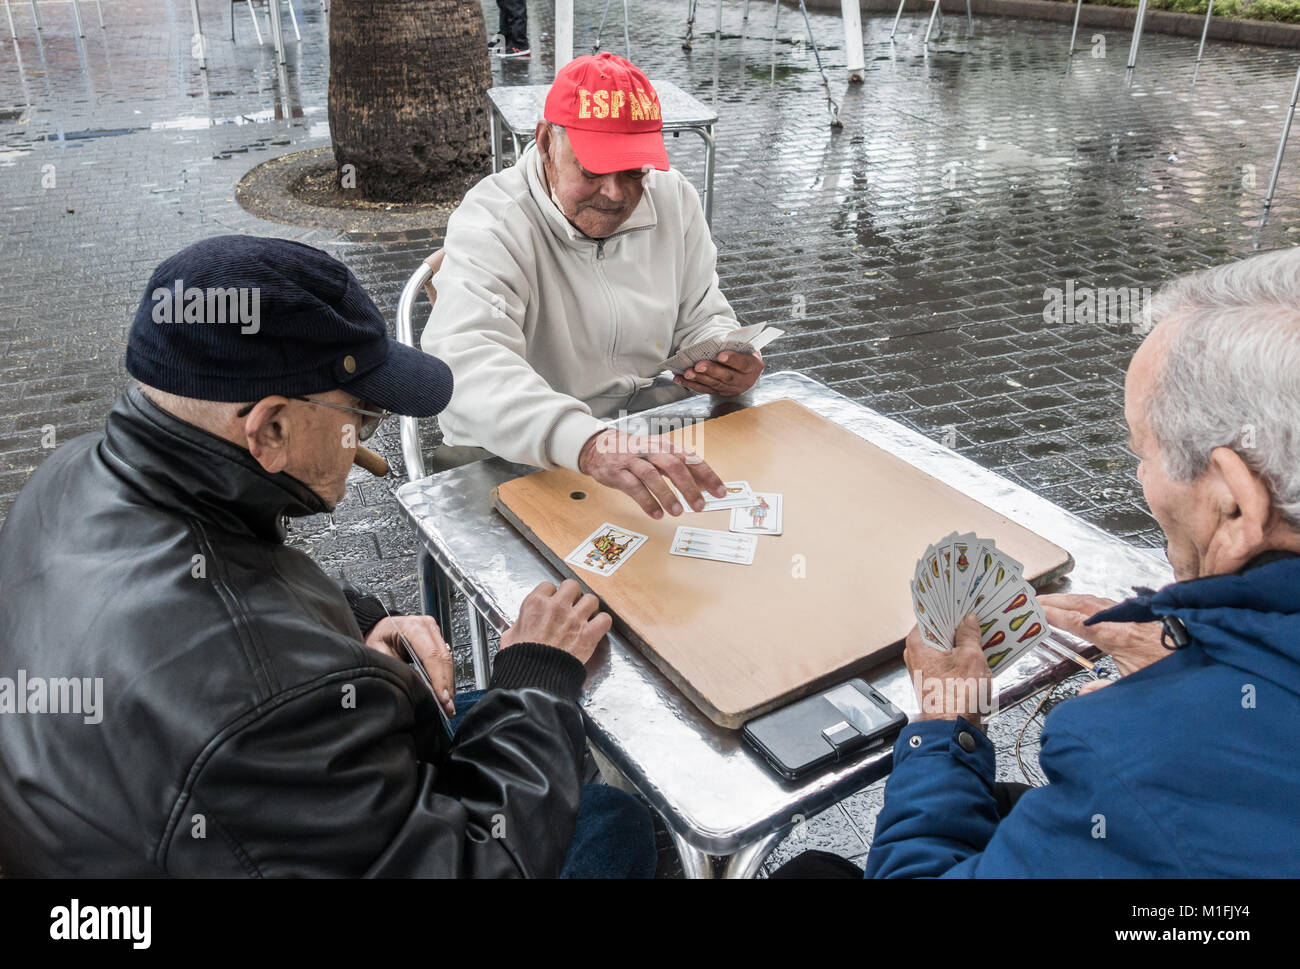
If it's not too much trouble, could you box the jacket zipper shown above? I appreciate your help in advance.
[592,239,621,381]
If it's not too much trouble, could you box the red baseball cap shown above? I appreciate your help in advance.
[544,52,670,175]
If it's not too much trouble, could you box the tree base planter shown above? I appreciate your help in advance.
[235,147,481,237]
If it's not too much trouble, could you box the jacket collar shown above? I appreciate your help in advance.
[1088,551,1300,695]
[522,141,658,249]
[101,386,329,543]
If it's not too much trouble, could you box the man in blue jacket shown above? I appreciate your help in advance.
[867,246,1300,877]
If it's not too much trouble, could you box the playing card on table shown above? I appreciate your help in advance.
[659,322,785,376]
[670,526,757,565]
[682,480,756,512]
[565,523,648,577]
[730,492,782,535]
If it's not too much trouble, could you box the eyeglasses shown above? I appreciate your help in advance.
[235,396,392,441]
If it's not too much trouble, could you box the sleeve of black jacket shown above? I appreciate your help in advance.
[160,642,588,877]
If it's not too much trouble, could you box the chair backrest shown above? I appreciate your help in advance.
[394,249,445,482]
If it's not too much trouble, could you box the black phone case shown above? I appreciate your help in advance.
[743,679,908,782]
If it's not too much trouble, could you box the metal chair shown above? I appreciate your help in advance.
[684,0,841,126]
[395,250,494,690]
[1261,62,1300,228]
[591,0,631,57]
[231,0,299,45]
[5,0,103,39]
[889,0,972,46]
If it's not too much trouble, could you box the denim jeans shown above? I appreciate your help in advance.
[450,690,656,878]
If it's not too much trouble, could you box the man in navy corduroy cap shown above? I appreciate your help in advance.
[0,235,655,879]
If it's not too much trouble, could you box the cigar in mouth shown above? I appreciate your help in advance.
[353,445,390,477]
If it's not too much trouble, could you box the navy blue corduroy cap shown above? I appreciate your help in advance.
[125,235,453,417]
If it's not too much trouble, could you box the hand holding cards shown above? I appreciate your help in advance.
[659,322,784,376]
[910,532,1049,672]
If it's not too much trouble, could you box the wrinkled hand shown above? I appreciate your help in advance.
[1040,593,1167,677]
[578,429,727,519]
[904,614,994,731]
[500,579,613,665]
[365,615,456,716]
[673,350,764,396]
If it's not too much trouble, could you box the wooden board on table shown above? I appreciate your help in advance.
[492,398,1073,728]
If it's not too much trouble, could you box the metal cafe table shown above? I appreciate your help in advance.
[394,371,1172,877]
[486,80,719,227]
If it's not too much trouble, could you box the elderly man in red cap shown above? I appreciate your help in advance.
[421,53,762,520]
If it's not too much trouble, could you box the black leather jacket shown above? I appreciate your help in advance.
[0,387,588,877]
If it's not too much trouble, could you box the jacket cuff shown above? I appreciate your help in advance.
[489,642,586,701]
[342,586,395,638]
[548,410,609,472]
[894,716,995,783]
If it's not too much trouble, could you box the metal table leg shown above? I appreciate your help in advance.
[94,0,102,27]
[246,0,264,44]
[189,0,206,70]
[1068,0,1082,56]
[269,0,286,64]
[489,106,500,174]
[286,0,300,39]
[29,0,39,30]
[1126,0,1148,69]
[668,827,715,878]
[668,826,785,878]
[71,0,84,36]
[889,0,906,41]
[1261,62,1300,227]
[5,0,17,40]
[721,829,784,878]
[556,0,572,66]
[468,607,492,691]
[796,0,841,127]
[923,0,943,45]
[1196,0,1214,63]
[842,0,864,82]
[714,0,722,39]
[697,123,716,228]
[420,550,491,690]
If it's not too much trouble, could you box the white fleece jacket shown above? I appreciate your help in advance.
[421,142,739,471]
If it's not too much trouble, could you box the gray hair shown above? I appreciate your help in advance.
[1145,245,1300,526]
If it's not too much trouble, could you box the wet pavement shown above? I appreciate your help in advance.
[1,0,1298,876]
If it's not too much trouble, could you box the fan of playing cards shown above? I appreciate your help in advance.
[911,532,1050,672]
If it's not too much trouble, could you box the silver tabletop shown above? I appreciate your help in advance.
[395,371,1172,859]
[487,79,719,136]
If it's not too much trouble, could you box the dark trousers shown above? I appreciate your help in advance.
[450,690,656,878]
[770,782,1034,878]
[497,0,528,49]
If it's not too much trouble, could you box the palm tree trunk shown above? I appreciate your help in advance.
[329,0,492,202]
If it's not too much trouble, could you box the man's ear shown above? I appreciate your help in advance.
[1204,445,1272,570]
[242,396,293,475]
[535,121,552,162]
